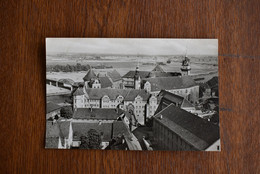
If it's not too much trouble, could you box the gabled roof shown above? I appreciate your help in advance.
[152,65,165,72]
[112,121,132,139]
[143,76,197,91]
[46,102,62,113]
[122,71,150,78]
[85,88,150,101]
[83,69,96,81]
[107,70,122,82]
[181,99,194,108]
[99,76,113,88]
[72,122,112,142]
[73,88,84,96]
[207,76,218,88]
[73,108,124,120]
[154,104,220,150]
[158,90,184,105]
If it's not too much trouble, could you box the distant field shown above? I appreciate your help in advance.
[46,55,218,81]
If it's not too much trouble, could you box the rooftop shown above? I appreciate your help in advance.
[73,108,124,120]
[46,102,62,114]
[143,76,198,91]
[154,104,220,150]
[85,88,150,101]
[83,69,96,81]
[107,70,122,82]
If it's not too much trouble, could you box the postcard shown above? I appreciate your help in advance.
[46,38,220,151]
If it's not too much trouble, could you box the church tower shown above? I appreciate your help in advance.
[181,56,191,76]
[134,64,141,89]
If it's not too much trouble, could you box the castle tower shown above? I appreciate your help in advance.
[134,64,141,89]
[181,56,191,76]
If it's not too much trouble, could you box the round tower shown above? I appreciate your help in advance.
[181,56,191,76]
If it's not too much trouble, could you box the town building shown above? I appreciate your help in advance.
[153,104,220,151]
[142,76,199,103]
[156,90,196,114]
[73,88,158,125]
[122,64,180,89]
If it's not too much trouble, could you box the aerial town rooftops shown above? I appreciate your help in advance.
[154,104,220,150]
[73,108,124,120]
[143,76,198,91]
[85,88,150,101]
[72,121,131,142]
[72,122,112,142]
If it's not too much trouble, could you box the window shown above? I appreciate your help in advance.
[217,146,220,151]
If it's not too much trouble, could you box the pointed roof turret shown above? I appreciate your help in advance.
[83,68,96,82]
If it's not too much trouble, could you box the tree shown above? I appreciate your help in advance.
[60,106,73,119]
[79,129,101,149]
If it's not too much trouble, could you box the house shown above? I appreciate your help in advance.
[46,102,62,119]
[122,65,179,89]
[156,90,196,114]
[142,76,199,103]
[153,104,220,151]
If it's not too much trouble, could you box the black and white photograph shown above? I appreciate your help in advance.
[46,38,220,151]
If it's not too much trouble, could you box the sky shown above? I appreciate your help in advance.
[46,38,218,56]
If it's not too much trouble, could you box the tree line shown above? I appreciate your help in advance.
[47,63,91,72]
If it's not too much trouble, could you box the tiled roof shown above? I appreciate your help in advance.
[152,65,165,72]
[83,69,96,81]
[72,122,112,142]
[58,121,70,138]
[122,71,150,78]
[45,121,60,138]
[107,70,122,82]
[46,102,62,114]
[158,90,184,105]
[85,88,150,101]
[99,76,113,88]
[143,76,197,91]
[73,108,124,120]
[45,137,59,148]
[207,76,218,88]
[73,88,84,96]
[112,121,132,139]
[154,104,220,150]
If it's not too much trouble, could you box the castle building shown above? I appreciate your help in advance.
[73,88,158,125]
